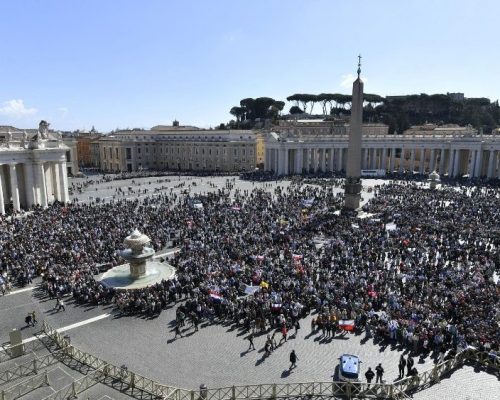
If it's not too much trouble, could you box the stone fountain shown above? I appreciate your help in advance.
[428,170,441,190]
[99,229,175,290]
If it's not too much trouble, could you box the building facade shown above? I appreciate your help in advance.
[76,133,101,168]
[61,136,79,176]
[97,126,257,173]
[0,122,70,214]
[275,119,388,137]
[265,128,500,179]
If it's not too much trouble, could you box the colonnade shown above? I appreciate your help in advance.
[265,137,500,179]
[0,161,69,214]
[266,147,347,175]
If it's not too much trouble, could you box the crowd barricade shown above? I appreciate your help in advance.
[0,339,48,363]
[0,352,59,385]
[40,369,103,400]
[41,320,498,400]
[0,371,49,400]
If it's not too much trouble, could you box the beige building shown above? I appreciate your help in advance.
[61,136,79,176]
[265,126,500,179]
[0,121,70,214]
[275,119,389,137]
[97,125,257,173]
[403,123,477,136]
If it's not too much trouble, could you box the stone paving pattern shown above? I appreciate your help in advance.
[0,175,498,399]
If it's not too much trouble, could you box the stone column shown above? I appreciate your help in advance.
[303,148,310,173]
[35,162,48,207]
[283,148,289,175]
[474,149,483,178]
[58,162,70,203]
[381,148,387,170]
[327,149,334,172]
[337,148,343,171]
[447,149,455,176]
[52,162,62,201]
[409,148,416,172]
[294,148,303,174]
[419,149,425,173]
[439,149,446,174]
[399,148,405,173]
[275,149,280,174]
[23,163,35,208]
[9,164,21,212]
[319,149,325,172]
[429,149,436,172]
[389,148,396,172]
[369,148,376,169]
[487,150,496,179]
[468,150,476,177]
[277,149,283,175]
[265,149,270,171]
[453,150,460,177]
[0,166,5,215]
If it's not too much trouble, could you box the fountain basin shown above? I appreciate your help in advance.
[99,260,176,290]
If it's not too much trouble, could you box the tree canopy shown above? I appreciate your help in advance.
[228,92,499,133]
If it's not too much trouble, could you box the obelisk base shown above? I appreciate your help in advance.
[344,178,362,210]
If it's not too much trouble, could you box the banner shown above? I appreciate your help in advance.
[339,320,355,331]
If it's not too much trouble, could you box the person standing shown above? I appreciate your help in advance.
[247,333,255,350]
[31,311,37,326]
[289,350,298,370]
[407,356,414,377]
[375,363,384,384]
[365,367,375,386]
[279,325,288,345]
[398,355,406,379]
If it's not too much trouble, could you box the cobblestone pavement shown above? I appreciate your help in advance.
[1,175,498,399]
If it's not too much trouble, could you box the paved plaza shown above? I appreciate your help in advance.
[1,174,498,399]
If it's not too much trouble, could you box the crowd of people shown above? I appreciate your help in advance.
[0,175,498,363]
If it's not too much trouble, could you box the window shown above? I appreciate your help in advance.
[138,147,141,154]
[115,148,119,158]
[126,148,132,160]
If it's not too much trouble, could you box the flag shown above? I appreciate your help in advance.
[231,205,241,211]
[209,290,223,301]
[260,281,269,289]
[339,320,355,331]
[256,255,265,261]
[243,285,260,295]
[292,254,303,261]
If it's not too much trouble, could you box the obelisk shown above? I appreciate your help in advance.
[344,55,364,210]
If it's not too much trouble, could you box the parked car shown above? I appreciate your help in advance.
[339,354,360,382]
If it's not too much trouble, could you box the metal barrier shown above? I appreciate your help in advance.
[40,369,103,400]
[41,321,498,400]
[0,371,49,400]
[0,339,48,364]
[0,352,60,385]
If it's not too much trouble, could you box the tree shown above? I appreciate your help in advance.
[287,94,317,114]
[230,106,245,123]
[254,97,276,119]
[289,106,304,114]
[240,98,255,120]
[317,93,338,115]
[268,101,285,119]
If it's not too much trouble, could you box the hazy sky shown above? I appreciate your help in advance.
[1,0,498,132]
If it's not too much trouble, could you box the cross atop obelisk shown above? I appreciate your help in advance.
[344,56,364,210]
